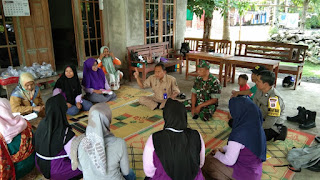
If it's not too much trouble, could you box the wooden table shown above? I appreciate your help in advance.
[185,52,232,87]
[224,56,280,87]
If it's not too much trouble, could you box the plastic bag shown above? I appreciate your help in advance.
[1,66,19,78]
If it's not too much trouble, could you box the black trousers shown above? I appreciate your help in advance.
[264,128,279,141]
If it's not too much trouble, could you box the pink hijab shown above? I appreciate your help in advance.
[0,98,27,143]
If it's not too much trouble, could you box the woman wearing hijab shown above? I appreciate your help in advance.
[10,72,45,117]
[82,58,117,103]
[143,98,205,180]
[72,103,135,180]
[97,46,123,90]
[0,98,35,179]
[202,97,267,180]
[34,94,82,179]
[53,65,93,116]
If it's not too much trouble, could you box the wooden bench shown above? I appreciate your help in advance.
[183,38,232,81]
[184,37,232,54]
[127,42,182,81]
[234,41,308,90]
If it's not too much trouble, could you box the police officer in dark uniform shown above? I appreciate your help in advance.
[253,70,287,141]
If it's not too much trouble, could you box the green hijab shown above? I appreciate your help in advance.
[100,46,119,79]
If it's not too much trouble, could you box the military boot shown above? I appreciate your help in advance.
[287,106,306,124]
[299,110,316,130]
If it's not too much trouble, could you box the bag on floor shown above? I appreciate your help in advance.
[286,144,320,171]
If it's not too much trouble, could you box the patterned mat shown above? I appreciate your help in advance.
[22,86,315,180]
[107,85,153,109]
[70,102,163,138]
[123,109,315,180]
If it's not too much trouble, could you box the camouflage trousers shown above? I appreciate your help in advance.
[184,100,217,121]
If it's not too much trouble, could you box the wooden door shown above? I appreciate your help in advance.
[19,0,55,68]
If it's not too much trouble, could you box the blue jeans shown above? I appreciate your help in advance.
[124,169,136,180]
[66,99,93,116]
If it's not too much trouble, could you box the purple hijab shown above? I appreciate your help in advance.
[82,58,106,90]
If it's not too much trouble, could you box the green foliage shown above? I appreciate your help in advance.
[269,26,279,36]
[306,15,320,29]
[187,0,221,18]
[234,0,252,16]
[187,0,254,18]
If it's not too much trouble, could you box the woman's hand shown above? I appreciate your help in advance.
[109,52,115,59]
[210,147,224,156]
[231,90,238,98]
[76,102,82,109]
[93,90,103,94]
[99,53,106,60]
[32,106,41,112]
[67,103,72,108]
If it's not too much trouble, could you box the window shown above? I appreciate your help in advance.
[145,0,175,49]
[80,0,103,58]
[0,3,19,68]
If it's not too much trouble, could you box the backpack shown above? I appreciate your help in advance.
[180,42,190,57]
[286,144,320,172]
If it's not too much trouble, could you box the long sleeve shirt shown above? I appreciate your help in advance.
[52,88,83,103]
[214,141,245,166]
[143,74,180,101]
[143,133,205,178]
[83,79,111,94]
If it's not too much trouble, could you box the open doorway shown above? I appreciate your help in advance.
[48,0,78,72]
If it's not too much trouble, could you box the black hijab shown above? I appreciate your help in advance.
[54,65,82,105]
[228,97,267,161]
[153,98,201,180]
[34,94,75,178]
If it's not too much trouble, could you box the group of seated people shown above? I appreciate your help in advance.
[0,51,286,179]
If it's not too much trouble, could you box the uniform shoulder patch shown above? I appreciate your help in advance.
[268,96,281,117]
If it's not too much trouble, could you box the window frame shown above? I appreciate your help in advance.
[78,0,104,59]
[0,2,21,68]
[144,0,176,49]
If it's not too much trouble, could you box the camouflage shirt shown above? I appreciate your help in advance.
[191,74,222,104]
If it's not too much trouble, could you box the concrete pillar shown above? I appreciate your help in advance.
[175,0,187,50]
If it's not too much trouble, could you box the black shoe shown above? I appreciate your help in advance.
[299,110,316,130]
[287,106,306,124]
[274,125,288,141]
[178,93,186,99]
[307,160,320,172]
[192,115,199,120]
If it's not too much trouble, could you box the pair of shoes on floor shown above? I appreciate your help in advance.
[287,106,316,130]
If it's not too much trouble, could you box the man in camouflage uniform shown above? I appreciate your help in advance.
[185,60,222,121]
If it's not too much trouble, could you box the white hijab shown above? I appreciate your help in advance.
[79,103,113,176]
